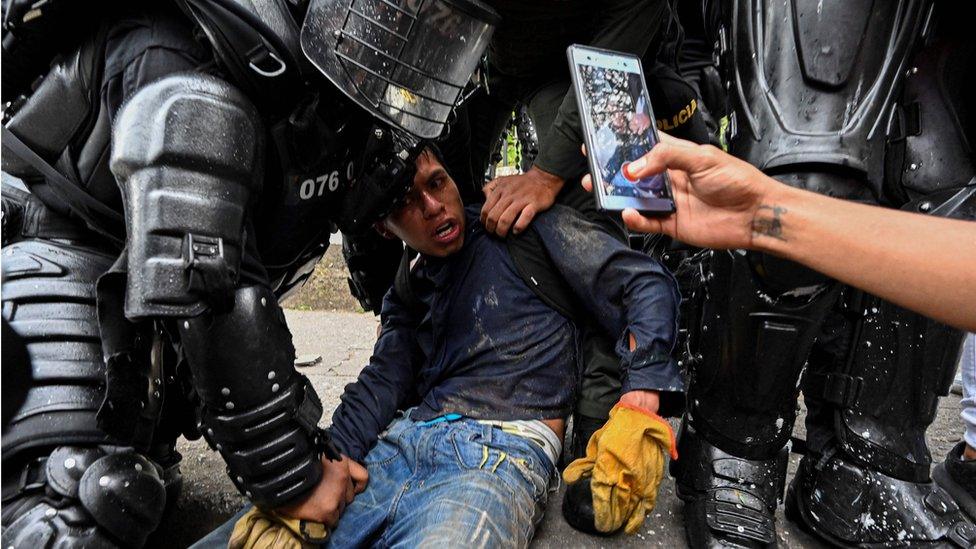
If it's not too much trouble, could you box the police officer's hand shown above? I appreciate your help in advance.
[582,134,773,250]
[481,166,564,236]
[276,455,368,527]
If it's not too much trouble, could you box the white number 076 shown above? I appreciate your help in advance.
[299,170,340,200]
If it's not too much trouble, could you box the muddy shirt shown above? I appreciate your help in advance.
[329,206,682,462]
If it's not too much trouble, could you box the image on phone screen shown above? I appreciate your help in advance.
[571,47,674,213]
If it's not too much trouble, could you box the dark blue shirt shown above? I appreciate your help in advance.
[330,205,683,462]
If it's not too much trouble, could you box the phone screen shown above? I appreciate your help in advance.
[570,46,674,213]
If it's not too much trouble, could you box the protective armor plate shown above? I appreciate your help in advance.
[885,11,975,203]
[2,34,99,180]
[109,73,263,319]
[828,296,961,482]
[179,285,329,507]
[2,446,169,549]
[1,239,116,462]
[45,446,106,499]
[803,190,974,482]
[728,0,930,201]
[77,453,166,547]
[787,454,976,547]
[672,422,784,548]
[1,501,120,549]
[683,249,838,459]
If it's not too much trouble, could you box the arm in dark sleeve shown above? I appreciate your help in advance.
[103,9,212,117]
[328,290,425,462]
[533,0,670,180]
[531,206,682,397]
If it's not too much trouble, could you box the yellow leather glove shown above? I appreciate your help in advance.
[229,507,329,549]
[563,403,677,534]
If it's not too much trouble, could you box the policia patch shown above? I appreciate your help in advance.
[645,61,709,144]
[657,98,698,132]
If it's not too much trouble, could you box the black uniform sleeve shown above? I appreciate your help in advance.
[102,8,212,117]
[531,206,683,398]
[328,289,426,463]
[533,0,670,180]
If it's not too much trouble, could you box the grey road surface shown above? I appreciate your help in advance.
[150,310,965,548]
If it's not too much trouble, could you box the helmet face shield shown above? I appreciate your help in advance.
[301,0,498,138]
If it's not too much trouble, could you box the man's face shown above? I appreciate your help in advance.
[629,112,651,135]
[379,150,466,257]
[610,111,628,134]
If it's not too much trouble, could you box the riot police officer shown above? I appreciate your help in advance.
[666,1,976,547]
[0,0,497,545]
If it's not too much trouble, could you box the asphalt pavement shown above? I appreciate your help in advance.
[151,310,965,548]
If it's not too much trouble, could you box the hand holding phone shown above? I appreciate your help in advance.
[568,45,676,215]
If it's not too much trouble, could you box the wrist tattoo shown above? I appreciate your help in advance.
[752,205,787,241]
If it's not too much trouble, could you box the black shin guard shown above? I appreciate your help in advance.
[672,249,838,548]
[791,290,973,545]
[178,285,335,508]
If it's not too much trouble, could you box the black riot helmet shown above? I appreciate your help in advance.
[175,0,498,233]
[300,0,500,139]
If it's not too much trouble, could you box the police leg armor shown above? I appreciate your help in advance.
[785,186,976,548]
[669,248,839,548]
[1,192,171,547]
[177,285,337,507]
[709,0,976,545]
[109,73,335,509]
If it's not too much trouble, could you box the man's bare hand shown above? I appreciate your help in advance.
[275,455,368,527]
[582,134,774,250]
[618,390,661,416]
[348,459,368,493]
[481,166,563,237]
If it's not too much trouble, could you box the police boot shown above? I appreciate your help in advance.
[786,451,976,547]
[671,421,785,548]
[788,290,976,547]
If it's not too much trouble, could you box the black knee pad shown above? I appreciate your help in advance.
[2,446,168,548]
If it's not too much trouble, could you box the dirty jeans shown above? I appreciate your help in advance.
[191,413,555,548]
[960,334,976,450]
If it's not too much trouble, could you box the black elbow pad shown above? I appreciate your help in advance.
[110,73,264,319]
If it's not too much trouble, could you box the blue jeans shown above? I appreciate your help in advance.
[960,334,976,449]
[192,414,555,548]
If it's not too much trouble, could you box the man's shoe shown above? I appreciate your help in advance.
[933,441,976,521]
[786,451,976,547]
[561,477,618,537]
[562,415,618,536]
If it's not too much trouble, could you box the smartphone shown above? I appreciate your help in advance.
[567,44,676,214]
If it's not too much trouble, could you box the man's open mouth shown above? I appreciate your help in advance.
[433,220,460,244]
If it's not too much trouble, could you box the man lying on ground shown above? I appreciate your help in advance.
[193,147,683,548]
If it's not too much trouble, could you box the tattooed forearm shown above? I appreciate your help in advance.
[752,205,788,241]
